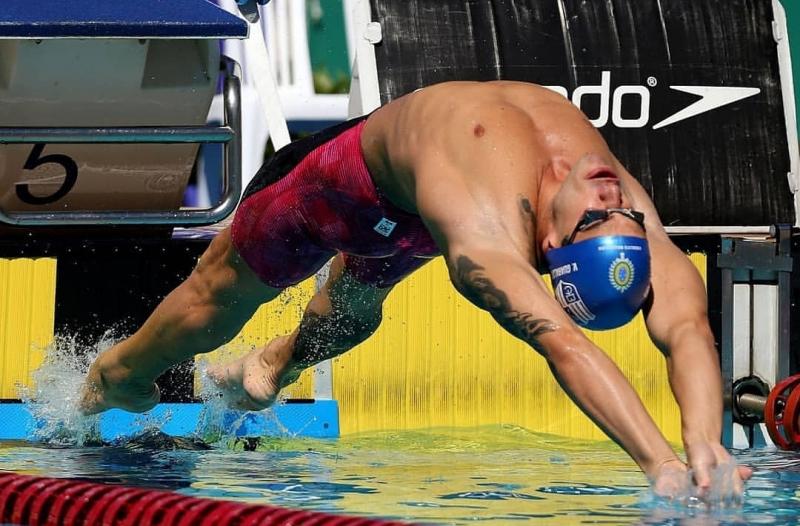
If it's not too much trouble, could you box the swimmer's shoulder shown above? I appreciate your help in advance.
[406,80,569,104]
[364,80,561,158]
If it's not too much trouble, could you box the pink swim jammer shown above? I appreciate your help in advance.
[231,116,440,289]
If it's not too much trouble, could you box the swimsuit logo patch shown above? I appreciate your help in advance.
[554,280,596,326]
[609,253,634,292]
[373,217,397,237]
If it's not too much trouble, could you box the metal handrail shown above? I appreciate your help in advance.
[0,56,242,226]
[0,127,234,144]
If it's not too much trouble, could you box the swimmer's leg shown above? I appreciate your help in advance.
[80,228,281,414]
[208,253,391,411]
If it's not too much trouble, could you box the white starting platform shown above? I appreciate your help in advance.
[0,0,247,226]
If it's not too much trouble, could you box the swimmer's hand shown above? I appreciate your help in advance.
[651,443,753,506]
[79,352,160,415]
[685,441,752,499]
[650,459,691,500]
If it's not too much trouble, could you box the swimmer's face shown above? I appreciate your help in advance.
[545,153,644,252]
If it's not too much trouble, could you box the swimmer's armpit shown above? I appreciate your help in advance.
[453,255,557,352]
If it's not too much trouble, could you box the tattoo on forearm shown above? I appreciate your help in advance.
[454,255,557,351]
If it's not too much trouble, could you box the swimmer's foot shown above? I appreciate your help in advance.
[206,335,301,411]
[79,350,161,415]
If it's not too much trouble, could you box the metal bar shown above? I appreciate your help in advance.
[719,238,736,448]
[776,224,793,379]
[777,269,792,380]
[778,270,792,378]
[218,56,243,223]
[666,226,772,235]
[0,126,233,144]
[737,393,767,416]
[0,56,242,227]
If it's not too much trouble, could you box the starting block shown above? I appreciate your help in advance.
[0,0,247,226]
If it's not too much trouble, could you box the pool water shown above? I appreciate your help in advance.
[1,425,799,525]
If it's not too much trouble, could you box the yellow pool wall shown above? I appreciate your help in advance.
[1,253,706,444]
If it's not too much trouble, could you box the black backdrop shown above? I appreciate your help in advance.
[369,0,795,227]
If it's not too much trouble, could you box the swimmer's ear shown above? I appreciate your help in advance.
[541,228,564,255]
[544,157,572,182]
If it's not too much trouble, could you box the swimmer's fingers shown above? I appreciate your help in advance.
[691,464,713,497]
[650,460,690,500]
[685,441,716,495]
[687,442,734,496]
[687,441,750,502]
[738,465,753,481]
[717,462,747,506]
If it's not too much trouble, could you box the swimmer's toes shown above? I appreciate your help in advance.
[205,364,225,385]
[78,378,108,415]
[78,391,104,416]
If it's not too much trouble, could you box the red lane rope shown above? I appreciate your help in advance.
[0,473,410,526]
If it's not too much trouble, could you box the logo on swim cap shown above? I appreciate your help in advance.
[554,280,596,326]
[546,236,650,330]
[608,253,634,292]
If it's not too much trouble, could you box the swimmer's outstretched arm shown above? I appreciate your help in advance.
[417,201,679,482]
[643,230,753,491]
[615,170,752,493]
[446,243,680,479]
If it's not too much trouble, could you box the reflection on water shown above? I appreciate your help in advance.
[1,426,799,525]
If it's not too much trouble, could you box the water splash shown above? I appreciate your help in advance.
[643,461,747,510]
[18,332,119,447]
[195,348,295,448]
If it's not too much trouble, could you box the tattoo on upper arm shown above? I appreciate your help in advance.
[454,255,557,352]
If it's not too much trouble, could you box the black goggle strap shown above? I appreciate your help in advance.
[567,208,645,245]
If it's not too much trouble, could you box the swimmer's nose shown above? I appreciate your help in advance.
[595,179,622,207]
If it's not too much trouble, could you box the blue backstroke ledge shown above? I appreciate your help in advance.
[0,400,340,441]
[0,0,248,39]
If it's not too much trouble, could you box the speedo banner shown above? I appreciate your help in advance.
[369,0,795,227]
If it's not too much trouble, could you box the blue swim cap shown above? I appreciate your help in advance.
[545,236,650,331]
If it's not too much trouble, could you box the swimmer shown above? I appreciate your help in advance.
[80,81,752,497]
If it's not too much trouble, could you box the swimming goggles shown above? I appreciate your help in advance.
[564,208,645,246]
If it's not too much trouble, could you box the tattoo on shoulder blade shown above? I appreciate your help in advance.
[454,255,557,351]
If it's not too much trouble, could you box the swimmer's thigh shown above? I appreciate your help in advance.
[231,189,337,290]
[193,228,283,308]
